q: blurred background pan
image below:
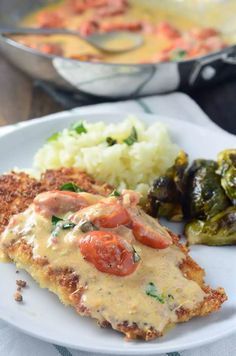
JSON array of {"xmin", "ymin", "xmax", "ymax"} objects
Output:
[{"xmin": 1, "ymin": 0, "xmax": 236, "ymax": 99}]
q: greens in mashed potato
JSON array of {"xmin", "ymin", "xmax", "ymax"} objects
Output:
[{"xmin": 34, "ymin": 116, "xmax": 179, "ymax": 200}]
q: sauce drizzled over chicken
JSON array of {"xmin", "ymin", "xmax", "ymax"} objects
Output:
[
  {"xmin": 0, "ymin": 188, "xmax": 226, "ymax": 340},
  {"xmin": 33, "ymin": 190, "xmax": 172, "ymax": 276}
]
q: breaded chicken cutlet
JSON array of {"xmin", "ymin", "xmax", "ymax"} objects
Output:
[
  {"xmin": 0, "ymin": 168, "xmax": 112, "ymax": 234},
  {"xmin": 0, "ymin": 169, "xmax": 227, "ymax": 340}
]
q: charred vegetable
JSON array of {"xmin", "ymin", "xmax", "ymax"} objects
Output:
[
  {"xmin": 217, "ymin": 149, "xmax": 236, "ymax": 205},
  {"xmin": 185, "ymin": 206, "xmax": 236, "ymax": 246},
  {"xmin": 185, "ymin": 159, "xmax": 229, "ymax": 220},
  {"xmin": 147, "ymin": 151, "xmax": 188, "ymax": 221}
]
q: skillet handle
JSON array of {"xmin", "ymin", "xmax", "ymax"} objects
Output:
[
  {"xmin": 222, "ymin": 50, "xmax": 236, "ymax": 65},
  {"xmin": 188, "ymin": 48, "xmax": 236, "ymax": 87}
]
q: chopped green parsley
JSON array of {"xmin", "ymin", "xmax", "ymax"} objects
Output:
[
  {"xmin": 106, "ymin": 137, "xmax": 117, "ymax": 146},
  {"xmin": 172, "ymin": 49, "xmax": 187, "ymax": 61},
  {"xmin": 123, "ymin": 127, "xmax": 138, "ymax": 146},
  {"xmin": 109, "ymin": 190, "xmax": 121, "ymax": 197},
  {"xmin": 60, "ymin": 182, "xmax": 84, "ymax": 193},
  {"xmin": 51, "ymin": 216, "xmax": 76, "ymax": 237},
  {"xmin": 47, "ymin": 132, "xmax": 60, "ymax": 142},
  {"xmin": 71, "ymin": 121, "xmax": 87, "ymax": 134},
  {"xmin": 145, "ymin": 282, "xmax": 165, "ymax": 304}
]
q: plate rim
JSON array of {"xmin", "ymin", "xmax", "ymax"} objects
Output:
[
  {"xmin": 0, "ymin": 109, "xmax": 235, "ymax": 144},
  {"xmin": 1, "ymin": 309, "xmax": 236, "ymax": 355}
]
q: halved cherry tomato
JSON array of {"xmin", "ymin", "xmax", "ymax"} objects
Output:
[
  {"xmin": 189, "ymin": 28, "xmax": 219, "ymax": 41},
  {"xmin": 33, "ymin": 190, "xmax": 101, "ymax": 218},
  {"xmin": 71, "ymin": 201, "xmax": 130, "ymax": 228},
  {"xmin": 37, "ymin": 11, "xmax": 64, "ymax": 28},
  {"xmin": 96, "ymin": 202, "xmax": 130, "ymax": 228},
  {"xmin": 156, "ymin": 21, "xmax": 180, "ymax": 39},
  {"xmin": 79, "ymin": 20, "xmax": 100, "ymax": 37},
  {"xmin": 100, "ymin": 21, "xmax": 142, "ymax": 33},
  {"xmin": 97, "ymin": 0, "xmax": 128, "ymax": 17},
  {"xmin": 79, "ymin": 231, "xmax": 138, "ymax": 276},
  {"xmin": 128, "ymin": 207, "xmax": 172, "ymax": 249}
]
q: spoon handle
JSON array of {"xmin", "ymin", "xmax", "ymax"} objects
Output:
[
  {"xmin": 0, "ymin": 27, "xmax": 83, "ymax": 37},
  {"xmin": 0, "ymin": 26, "xmax": 144, "ymax": 54}
]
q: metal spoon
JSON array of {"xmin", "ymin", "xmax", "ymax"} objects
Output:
[{"xmin": 0, "ymin": 27, "xmax": 144, "ymax": 54}]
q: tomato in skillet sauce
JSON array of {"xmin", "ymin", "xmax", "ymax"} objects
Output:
[{"xmin": 14, "ymin": 0, "xmax": 229, "ymax": 64}]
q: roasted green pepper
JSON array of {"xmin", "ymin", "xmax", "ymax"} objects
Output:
[{"xmin": 185, "ymin": 206, "xmax": 236, "ymax": 246}]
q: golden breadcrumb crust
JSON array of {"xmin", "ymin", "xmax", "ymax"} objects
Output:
[
  {"xmin": 5, "ymin": 236, "xmax": 227, "ymax": 340},
  {"xmin": 0, "ymin": 169, "xmax": 112, "ymax": 234}
]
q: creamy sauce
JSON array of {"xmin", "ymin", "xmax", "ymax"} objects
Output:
[
  {"xmin": 11, "ymin": 1, "xmax": 233, "ymax": 64},
  {"xmin": 0, "ymin": 204, "xmax": 205, "ymax": 332},
  {"xmin": 12, "ymin": 0, "xmax": 223, "ymax": 64}
]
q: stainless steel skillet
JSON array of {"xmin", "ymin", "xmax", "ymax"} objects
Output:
[{"xmin": 1, "ymin": 0, "xmax": 236, "ymax": 99}]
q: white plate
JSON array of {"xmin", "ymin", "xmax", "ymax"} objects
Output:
[{"xmin": 0, "ymin": 112, "xmax": 235, "ymax": 355}]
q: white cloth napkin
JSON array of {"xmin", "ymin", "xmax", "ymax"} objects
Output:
[{"xmin": 0, "ymin": 92, "xmax": 235, "ymax": 356}]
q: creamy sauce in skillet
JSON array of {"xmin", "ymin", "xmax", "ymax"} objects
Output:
[
  {"xmin": 17, "ymin": 2, "xmax": 195, "ymax": 64},
  {"xmin": 11, "ymin": 0, "xmax": 232, "ymax": 63},
  {"xmin": 0, "ymin": 204, "xmax": 205, "ymax": 332}
]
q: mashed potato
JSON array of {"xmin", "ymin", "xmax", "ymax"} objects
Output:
[{"xmin": 34, "ymin": 116, "xmax": 179, "ymax": 198}]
